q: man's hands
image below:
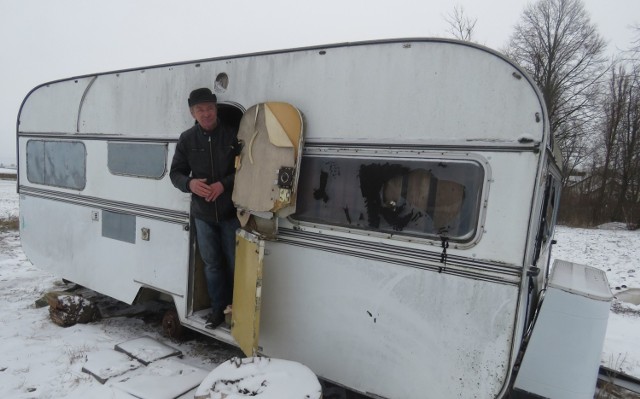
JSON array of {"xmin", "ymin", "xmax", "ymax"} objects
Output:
[{"xmin": 189, "ymin": 178, "xmax": 225, "ymax": 202}]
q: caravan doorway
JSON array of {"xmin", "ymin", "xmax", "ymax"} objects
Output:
[{"xmin": 188, "ymin": 102, "xmax": 245, "ymax": 319}]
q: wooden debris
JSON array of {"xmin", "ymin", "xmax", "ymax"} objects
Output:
[{"xmin": 46, "ymin": 292, "xmax": 99, "ymax": 327}]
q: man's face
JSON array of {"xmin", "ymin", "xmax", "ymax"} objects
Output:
[{"xmin": 190, "ymin": 102, "xmax": 218, "ymax": 131}]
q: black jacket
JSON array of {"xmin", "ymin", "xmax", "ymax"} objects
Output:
[{"xmin": 170, "ymin": 121, "xmax": 240, "ymax": 222}]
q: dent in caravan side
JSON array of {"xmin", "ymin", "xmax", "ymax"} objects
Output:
[{"xmin": 16, "ymin": 39, "xmax": 606, "ymax": 399}]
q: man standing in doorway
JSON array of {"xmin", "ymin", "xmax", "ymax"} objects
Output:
[{"xmin": 170, "ymin": 88, "xmax": 240, "ymax": 329}]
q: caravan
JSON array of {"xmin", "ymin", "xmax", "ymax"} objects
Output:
[{"xmin": 17, "ymin": 39, "xmax": 611, "ymax": 398}]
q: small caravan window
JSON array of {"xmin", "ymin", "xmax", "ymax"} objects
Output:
[
  {"xmin": 293, "ymin": 155, "xmax": 485, "ymax": 242},
  {"xmin": 533, "ymin": 174, "xmax": 562, "ymax": 263},
  {"xmin": 26, "ymin": 140, "xmax": 86, "ymax": 190},
  {"xmin": 108, "ymin": 142, "xmax": 167, "ymax": 179}
]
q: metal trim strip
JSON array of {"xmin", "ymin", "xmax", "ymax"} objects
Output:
[
  {"xmin": 19, "ymin": 186, "xmax": 189, "ymax": 225},
  {"xmin": 303, "ymin": 141, "xmax": 541, "ymax": 153},
  {"xmin": 17, "ymin": 132, "xmax": 178, "ymax": 143},
  {"xmin": 277, "ymin": 228, "xmax": 522, "ymax": 285}
]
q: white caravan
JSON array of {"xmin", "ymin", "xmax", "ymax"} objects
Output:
[{"xmin": 17, "ymin": 39, "xmax": 611, "ymax": 398}]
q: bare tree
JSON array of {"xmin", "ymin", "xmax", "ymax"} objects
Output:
[
  {"xmin": 445, "ymin": 5, "xmax": 477, "ymax": 42},
  {"xmin": 631, "ymin": 24, "xmax": 640, "ymax": 55},
  {"xmin": 592, "ymin": 26, "xmax": 640, "ymax": 225},
  {"xmin": 504, "ymin": 0, "xmax": 608, "ymax": 181},
  {"xmin": 613, "ymin": 63, "xmax": 640, "ymax": 225},
  {"xmin": 593, "ymin": 66, "xmax": 627, "ymax": 223}
]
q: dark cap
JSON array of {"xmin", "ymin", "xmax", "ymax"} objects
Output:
[{"xmin": 188, "ymin": 88, "xmax": 217, "ymax": 107}]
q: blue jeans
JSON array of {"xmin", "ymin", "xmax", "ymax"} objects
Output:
[{"xmin": 194, "ymin": 217, "xmax": 240, "ymax": 314}]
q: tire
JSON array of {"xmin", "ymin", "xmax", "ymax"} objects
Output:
[{"xmin": 162, "ymin": 309, "xmax": 185, "ymax": 340}]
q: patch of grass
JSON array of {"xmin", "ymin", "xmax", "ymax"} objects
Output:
[
  {"xmin": 611, "ymin": 301, "xmax": 640, "ymax": 317},
  {"xmin": 66, "ymin": 345, "xmax": 93, "ymax": 365},
  {"xmin": 595, "ymin": 355, "xmax": 625, "ymax": 398},
  {"xmin": 0, "ymin": 217, "xmax": 19, "ymax": 231}
]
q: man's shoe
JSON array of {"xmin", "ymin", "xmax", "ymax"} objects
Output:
[{"xmin": 205, "ymin": 312, "xmax": 224, "ymax": 329}]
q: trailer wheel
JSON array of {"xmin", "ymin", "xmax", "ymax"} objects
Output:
[{"xmin": 162, "ymin": 309, "xmax": 184, "ymax": 340}]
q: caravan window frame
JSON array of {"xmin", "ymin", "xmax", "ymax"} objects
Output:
[
  {"xmin": 107, "ymin": 141, "xmax": 168, "ymax": 179},
  {"xmin": 291, "ymin": 148, "xmax": 490, "ymax": 247},
  {"xmin": 25, "ymin": 139, "xmax": 87, "ymax": 190},
  {"xmin": 533, "ymin": 172, "xmax": 562, "ymax": 264}
]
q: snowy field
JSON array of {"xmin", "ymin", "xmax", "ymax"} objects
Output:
[
  {"xmin": 0, "ymin": 178, "xmax": 17, "ymax": 220},
  {"xmin": 0, "ymin": 178, "xmax": 639, "ymax": 398},
  {"xmin": 0, "ymin": 167, "xmax": 17, "ymax": 177}
]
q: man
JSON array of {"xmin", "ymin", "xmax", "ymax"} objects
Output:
[{"xmin": 170, "ymin": 87, "xmax": 240, "ymax": 329}]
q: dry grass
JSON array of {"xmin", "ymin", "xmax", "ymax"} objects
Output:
[
  {"xmin": 0, "ymin": 216, "xmax": 19, "ymax": 231},
  {"xmin": 594, "ymin": 354, "xmax": 639, "ymax": 399},
  {"xmin": 66, "ymin": 345, "xmax": 93, "ymax": 365}
]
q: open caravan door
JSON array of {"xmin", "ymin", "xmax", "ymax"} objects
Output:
[{"xmin": 231, "ymin": 102, "xmax": 303, "ymax": 356}]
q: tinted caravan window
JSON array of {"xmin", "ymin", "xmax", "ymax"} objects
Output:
[
  {"xmin": 108, "ymin": 142, "xmax": 167, "ymax": 179},
  {"xmin": 533, "ymin": 174, "xmax": 562, "ymax": 263},
  {"xmin": 293, "ymin": 155, "xmax": 485, "ymax": 242},
  {"xmin": 26, "ymin": 140, "xmax": 86, "ymax": 190}
]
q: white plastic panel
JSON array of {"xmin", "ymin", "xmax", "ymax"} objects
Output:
[
  {"xmin": 259, "ymin": 241, "xmax": 519, "ymax": 399},
  {"xmin": 549, "ymin": 259, "xmax": 613, "ymax": 301},
  {"xmin": 19, "ymin": 195, "xmax": 140, "ymax": 303},
  {"xmin": 20, "ymin": 40, "xmax": 545, "ymax": 144},
  {"xmin": 77, "ymin": 69, "xmax": 194, "ymax": 136},
  {"xmin": 225, "ymin": 42, "xmax": 545, "ymax": 144},
  {"xmin": 19, "ymin": 195, "xmax": 190, "ymax": 304},
  {"xmin": 514, "ymin": 261, "xmax": 612, "ymax": 398},
  {"xmin": 19, "ymin": 77, "xmax": 95, "ymax": 133}
]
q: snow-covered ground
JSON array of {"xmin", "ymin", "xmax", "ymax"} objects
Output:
[
  {"xmin": 0, "ymin": 167, "xmax": 17, "ymax": 175},
  {"xmin": 0, "ymin": 179, "xmax": 18, "ymax": 220},
  {"xmin": 0, "ymin": 178, "xmax": 639, "ymax": 398},
  {"xmin": 0, "ymin": 179, "xmax": 242, "ymax": 398}
]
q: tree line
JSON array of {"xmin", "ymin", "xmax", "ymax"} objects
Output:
[{"xmin": 448, "ymin": 0, "xmax": 640, "ymax": 229}]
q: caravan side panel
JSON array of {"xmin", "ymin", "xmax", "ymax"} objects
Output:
[
  {"xmin": 17, "ymin": 137, "xmax": 192, "ymax": 306},
  {"xmin": 260, "ymin": 242, "xmax": 518, "ymax": 398}
]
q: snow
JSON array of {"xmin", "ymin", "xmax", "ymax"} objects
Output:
[
  {"xmin": 0, "ymin": 178, "xmax": 639, "ymax": 397},
  {"xmin": 110, "ymin": 357, "xmax": 210, "ymax": 399},
  {"xmin": 194, "ymin": 357, "xmax": 321, "ymax": 399},
  {"xmin": 82, "ymin": 350, "xmax": 142, "ymax": 383},
  {"xmin": 0, "ymin": 178, "xmax": 242, "ymax": 398},
  {"xmin": 0, "ymin": 179, "xmax": 18, "ymax": 220},
  {"xmin": 114, "ymin": 336, "xmax": 182, "ymax": 365}
]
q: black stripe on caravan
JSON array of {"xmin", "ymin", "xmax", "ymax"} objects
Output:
[
  {"xmin": 19, "ymin": 186, "xmax": 189, "ymax": 225},
  {"xmin": 277, "ymin": 228, "xmax": 522, "ymax": 285}
]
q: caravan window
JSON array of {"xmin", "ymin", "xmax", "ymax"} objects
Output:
[
  {"xmin": 293, "ymin": 155, "xmax": 485, "ymax": 242},
  {"xmin": 26, "ymin": 140, "xmax": 86, "ymax": 190},
  {"xmin": 107, "ymin": 142, "xmax": 167, "ymax": 179},
  {"xmin": 533, "ymin": 174, "xmax": 562, "ymax": 263}
]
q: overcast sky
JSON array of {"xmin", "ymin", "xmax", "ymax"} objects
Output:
[{"xmin": 1, "ymin": 0, "xmax": 638, "ymax": 164}]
